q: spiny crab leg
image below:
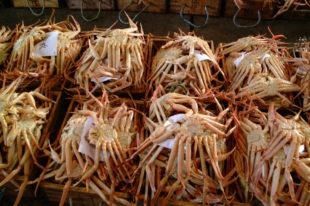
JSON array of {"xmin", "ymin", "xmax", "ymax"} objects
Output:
[{"xmin": 145, "ymin": 146, "xmax": 164, "ymax": 191}]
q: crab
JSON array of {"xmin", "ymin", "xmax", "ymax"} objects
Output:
[
  {"xmin": 74, "ymin": 18, "xmax": 144, "ymax": 94},
  {"xmin": 123, "ymin": 87, "xmax": 236, "ymax": 205},
  {"xmin": 235, "ymin": 74, "xmax": 301, "ymax": 105},
  {"xmin": 253, "ymin": 105, "xmax": 307, "ymax": 202},
  {"xmin": 221, "ymin": 36, "xmax": 267, "ymax": 55},
  {"xmin": 68, "ymin": 96, "xmax": 137, "ymax": 205},
  {"xmin": 240, "ymin": 116, "xmax": 270, "ymax": 178}
]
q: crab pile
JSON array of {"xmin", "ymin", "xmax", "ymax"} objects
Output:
[
  {"xmin": 4, "ymin": 12, "xmax": 82, "ymax": 79},
  {"xmin": 2, "ymin": 12, "xmax": 310, "ymax": 206},
  {"xmin": 74, "ymin": 17, "xmax": 145, "ymax": 94},
  {"xmin": 146, "ymin": 31, "xmax": 223, "ymax": 96},
  {"xmin": 0, "ymin": 77, "xmax": 54, "ymax": 205},
  {"xmin": 30, "ymin": 90, "xmax": 142, "ymax": 205},
  {"xmin": 220, "ymin": 33, "xmax": 310, "ymax": 205},
  {"xmin": 126, "ymin": 86, "xmax": 237, "ymax": 205}
]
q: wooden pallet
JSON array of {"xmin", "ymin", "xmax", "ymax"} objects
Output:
[
  {"xmin": 117, "ymin": 0, "xmax": 167, "ymax": 13},
  {"xmin": 66, "ymin": 0, "xmax": 115, "ymax": 10},
  {"xmin": 11, "ymin": 0, "xmax": 59, "ymax": 8},
  {"xmin": 169, "ymin": 0, "xmax": 222, "ymax": 17}
]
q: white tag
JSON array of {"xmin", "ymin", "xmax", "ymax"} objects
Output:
[
  {"xmin": 155, "ymin": 113, "xmax": 185, "ymax": 149},
  {"xmin": 299, "ymin": 144, "xmax": 305, "ymax": 153},
  {"xmin": 164, "ymin": 113, "xmax": 185, "ymax": 127},
  {"xmin": 78, "ymin": 116, "xmax": 106, "ymax": 161},
  {"xmin": 194, "ymin": 50, "xmax": 212, "ymax": 61},
  {"xmin": 91, "ymin": 73, "xmax": 121, "ymax": 83},
  {"xmin": 260, "ymin": 54, "xmax": 271, "ymax": 63},
  {"xmin": 34, "ymin": 32, "xmax": 58, "ymax": 57},
  {"xmin": 156, "ymin": 139, "xmax": 175, "ymax": 149},
  {"xmin": 234, "ymin": 52, "xmax": 245, "ymax": 67},
  {"xmin": 234, "ymin": 52, "xmax": 252, "ymax": 67}
]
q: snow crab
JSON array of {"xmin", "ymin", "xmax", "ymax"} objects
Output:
[
  {"xmin": 235, "ymin": 74, "xmax": 301, "ymax": 105},
  {"xmin": 7, "ymin": 13, "xmax": 81, "ymax": 76},
  {"xmin": 74, "ymin": 18, "xmax": 145, "ymax": 94},
  {"xmin": 124, "ymin": 88, "xmax": 236, "ymax": 205},
  {"xmin": 147, "ymin": 33, "xmax": 224, "ymax": 96}
]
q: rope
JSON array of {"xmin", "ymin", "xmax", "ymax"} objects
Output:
[{"xmin": 26, "ymin": 0, "xmax": 45, "ymax": 16}]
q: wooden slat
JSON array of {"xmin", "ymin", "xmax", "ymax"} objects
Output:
[
  {"xmin": 40, "ymin": 181, "xmax": 130, "ymax": 206},
  {"xmin": 169, "ymin": 0, "xmax": 222, "ymax": 17},
  {"xmin": 66, "ymin": 0, "xmax": 115, "ymax": 10},
  {"xmin": 117, "ymin": 0, "xmax": 167, "ymax": 13},
  {"xmin": 12, "ymin": 0, "xmax": 59, "ymax": 8}
]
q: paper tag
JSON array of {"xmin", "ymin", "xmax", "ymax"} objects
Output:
[
  {"xmin": 164, "ymin": 113, "xmax": 185, "ymax": 127},
  {"xmin": 234, "ymin": 52, "xmax": 245, "ymax": 67},
  {"xmin": 260, "ymin": 54, "xmax": 271, "ymax": 63},
  {"xmin": 299, "ymin": 144, "xmax": 305, "ymax": 153},
  {"xmin": 78, "ymin": 116, "xmax": 106, "ymax": 161},
  {"xmin": 156, "ymin": 139, "xmax": 175, "ymax": 149},
  {"xmin": 91, "ymin": 73, "xmax": 121, "ymax": 83},
  {"xmin": 34, "ymin": 32, "xmax": 58, "ymax": 57},
  {"xmin": 155, "ymin": 113, "xmax": 185, "ymax": 149},
  {"xmin": 194, "ymin": 50, "xmax": 212, "ymax": 61}
]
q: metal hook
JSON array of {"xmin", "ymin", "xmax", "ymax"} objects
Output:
[
  {"xmin": 233, "ymin": 8, "xmax": 261, "ymax": 28},
  {"xmin": 80, "ymin": 0, "xmax": 101, "ymax": 22},
  {"xmin": 26, "ymin": 0, "xmax": 45, "ymax": 16},
  {"xmin": 180, "ymin": 5, "xmax": 209, "ymax": 28},
  {"xmin": 118, "ymin": 1, "xmax": 151, "ymax": 24}
]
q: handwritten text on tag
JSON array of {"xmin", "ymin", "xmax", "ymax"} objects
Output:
[{"xmin": 34, "ymin": 32, "xmax": 58, "ymax": 57}]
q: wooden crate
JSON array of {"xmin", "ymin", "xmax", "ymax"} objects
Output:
[
  {"xmin": 224, "ymin": 0, "xmax": 277, "ymax": 19},
  {"xmin": 145, "ymin": 36, "xmax": 215, "ymax": 98},
  {"xmin": 40, "ymin": 181, "xmax": 130, "ymax": 206},
  {"xmin": 0, "ymin": 91, "xmax": 67, "ymax": 200},
  {"xmin": 37, "ymin": 95, "xmax": 145, "ymax": 206},
  {"xmin": 169, "ymin": 0, "xmax": 222, "ymax": 17},
  {"xmin": 11, "ymin": 0, "xmax": 59, "ymax": 8},
  {"xmin": 66, "ymin": 0, "xmax": 115, "ymax": 10},
  {"xmin": 117, "ymin": 0, "xmax": 167, "ymax": 13}
]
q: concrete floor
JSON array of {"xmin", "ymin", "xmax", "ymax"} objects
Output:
[{"xmin": 0, "ymin": 2, "xmax": 310, "ymax": 206}]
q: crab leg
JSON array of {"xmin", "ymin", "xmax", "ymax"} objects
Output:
[
  {"xmin": 145, "ymin": 146, "xmax": 164, "ymax": 191},
  {"xmin": 57, "ymin": 178, "xmax": 72, "ymax": 206},
  {"xmin": 14, "ymin": 157, "xmax": 30, "ymax": 206},
  {"xmin": 0, "ymin": 148, "xmax": 30, "ymax": 186},
  {"xmin": 198, "ymin": 137, "xmax": 209, "ymax": 206}
]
